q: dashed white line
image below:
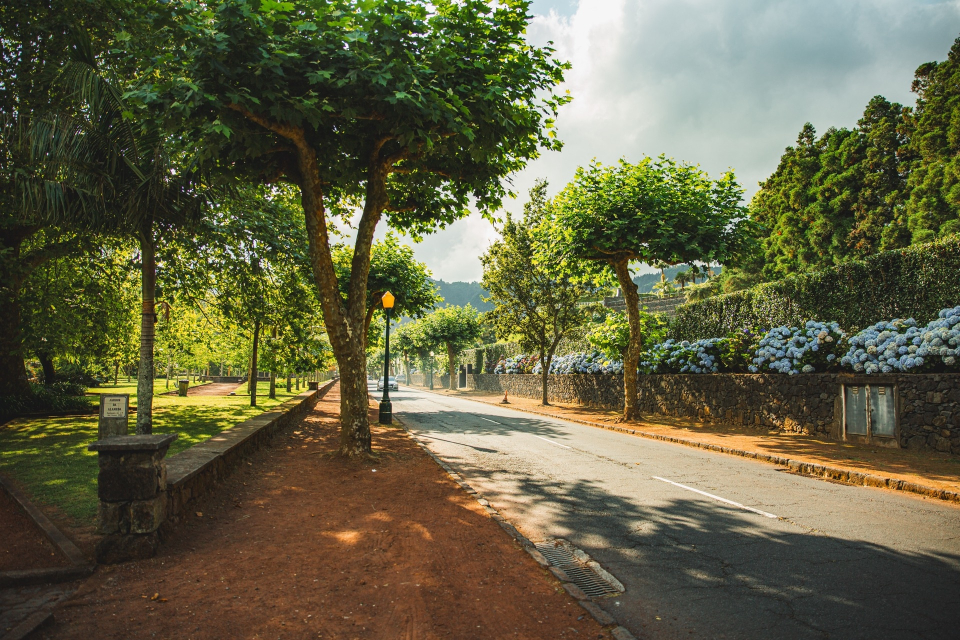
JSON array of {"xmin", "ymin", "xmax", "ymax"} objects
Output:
[
  {"xmin": 652, "ymin": 476, "xmax": 778, "ymax": 519},
  {"xmin": 531, "ymin": 435, "xmax": 572, "ymax": 450},
  {"xmin": 477, "ymin": 416, "xmax": 501, "ymax": 424}
]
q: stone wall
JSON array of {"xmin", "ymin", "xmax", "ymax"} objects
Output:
[{"xmin": 451, "ymin": 373, "xmax": 960, "ymax": 455}]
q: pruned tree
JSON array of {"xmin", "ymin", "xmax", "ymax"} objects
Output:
[
  {"xmin": 481, "ymin": 180, "xmax": 593, "ymax": 405},
  {"xmin": 420, "ymin": 305, "xmax": 482, "ymax": 391},
  {"xmin": 545, "ymin": 157, "xmax": 749, "ymax": 420},
  {"xmin": 133, "ymin": 0, "xmax": 569, "ymax": 455}
]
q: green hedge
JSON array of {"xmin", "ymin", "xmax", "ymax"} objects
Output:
[
  {"xmin": 463, "ymin": 335, "xmax": 594, "ymax": 373},
  {"xmin": 671, "ymin": 238, "xmax": 960, "ymax": 341}
]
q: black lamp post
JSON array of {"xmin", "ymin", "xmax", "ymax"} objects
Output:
[{"xmin": 378, "ymin": 291, "xmax": 395, "ymax": 424}]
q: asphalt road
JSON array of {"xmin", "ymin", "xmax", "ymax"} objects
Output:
[{"xmin": 385, "ymin": 384, "xmax": 960, "ymax": 640}]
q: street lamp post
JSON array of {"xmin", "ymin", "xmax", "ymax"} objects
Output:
[
  {"xmin": 429, "ymin": 351, "xmax": 435, "ymax": 390},
  {"xmin": 379, "ymin": 291, "xmax": 395, "ymax": 424}
]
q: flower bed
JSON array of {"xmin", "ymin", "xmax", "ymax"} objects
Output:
[{"xmin": 493, "ymin": 306, "xmax": 960, "ymax": 377}]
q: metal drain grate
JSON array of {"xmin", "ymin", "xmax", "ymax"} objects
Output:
[{"xmin": 535, "ymin": 539, "xmax": 623, "ymax": 598}]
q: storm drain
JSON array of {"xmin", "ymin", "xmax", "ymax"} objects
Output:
[{"xmin": 535, "ymin": 539, "xmax": 624, "ymax": 599}]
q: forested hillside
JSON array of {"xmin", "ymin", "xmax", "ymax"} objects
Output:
[
  {"xmin": 749, "ymin": 37, "xmax": 960, "ymax": 280},
  {"xmin": 431, "ymin": 280, "xmax": 493, "ymax": 311}
]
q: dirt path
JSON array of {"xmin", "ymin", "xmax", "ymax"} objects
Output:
[
  {"xmin": 0, "ymin": 485, "xmax": 67, "ymax": 572},
  {"xmin": 44, "ymin": 384, "xmax": 607, "ymax": 639}
]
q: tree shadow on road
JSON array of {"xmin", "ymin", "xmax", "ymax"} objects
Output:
[{"xmin": 406, "ymin": 405, "xmax": 960, "ymax": 640}]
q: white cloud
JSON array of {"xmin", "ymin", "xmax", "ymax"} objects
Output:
[{"xmin": 383, "ymin": 0, "xmax": 960, "ymax": 282}]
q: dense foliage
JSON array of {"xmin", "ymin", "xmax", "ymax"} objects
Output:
[
  {"xmin": 746, "ymin": 36, "xmax": 960, "ymax": 282},
  {"xmin": 671, "ymin": 237, "xmax": 960, "ymax": 341}
]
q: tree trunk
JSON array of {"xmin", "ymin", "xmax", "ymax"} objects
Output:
[
  {"xmin": 337, "ymin": 354, "xmax": 371, "ymax": 455},
  {"xmin": 295, "ymin": 374, "xmax": 300, "ymax": 391},
  {"xmin": 447, "ymin": 343, "xmax": 457, "ymax": 391},
  {"xmin": 0, "ymin": 229, "xmax": 31, "ymax": 397},
  {"xmin": 286, "ymin": 371, "xmax": 292, "ymax": 393},
  {"xmin": 114, "ymin": 361, "xmax": 120, "ymax": 385},
  {"xmin": 166, "ymin": 355, "xmax": 172, "ymax": 389},
  {"xmin": 136, "ymin": 223, "xmax": 157, "ymax": 434},
  {"xmin": 269, "ymin": 371, "xmax": 276, "ymax": 399},
  {"xmin": 539, "ymin": 347, "xmax": 549, "ymax": 406},
  {"xmin": 249, "ymin": 319, "xmax": 261, "ymax": 407},
  {"xmin": 612, "ymin": 258, "xmax": 642, "ymax": 421},
  {"xmin": 38, "ymin": 352, "xmax": 56, "ymax": 386}
]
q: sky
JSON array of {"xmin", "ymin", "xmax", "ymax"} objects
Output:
[{"xmin": 373, "ymin": 0, "xmax": 960, "ymax": 282}]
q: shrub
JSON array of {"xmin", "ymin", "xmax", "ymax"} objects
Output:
[
  {"xmin": 672, "ymin": 237, "xmax": 960, "ymax": 340},
  {"xmin": 751, "ymin": 321, "xmax": 846, "ymax": 374},
  {"xmin": 0, "ymin": 383, "xmax": 93, "ymax": 421},
  {"xmin": 641, "ymin": 338, "xmax": 726, "ymax": 374},
  {"xmin": 841, "ymin": 306, "xmax": 960, "ymax": 374}
]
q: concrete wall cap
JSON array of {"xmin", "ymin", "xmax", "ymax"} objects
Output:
[{"xmin": 88, "ymin": 433, "xmax": 178, "ymax": 452}]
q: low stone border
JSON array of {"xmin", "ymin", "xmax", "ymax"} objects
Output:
[
  {"xmin": 418, "ymin": 388, "xmax": 960, "ymax": 506},
  {"xmin": 0, "ymin": 475, "xmax": 94, "ymax": 589},
  {"xmin": 163, "ymin": 379, "xmax": 338, "ymax": 529},
  {"xmin": 386, "ymin": 408, "xmax": 636, "ymax": 640}
]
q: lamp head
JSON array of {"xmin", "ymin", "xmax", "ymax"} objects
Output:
[{"xmin": 381, "ymin": 291, "xmax": 395, "ymax": 309}]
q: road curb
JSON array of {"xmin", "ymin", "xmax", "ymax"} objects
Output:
[
  {"xmin": 388, "ymin": 404, "xmax": 635, "ymax": 639},
  {"xmin": 411, "ymin": 386, "xmax": 960, "ymax": 506}
]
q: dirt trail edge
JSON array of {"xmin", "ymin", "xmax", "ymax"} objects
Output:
[{"xmin": 43, "ymin": 383, "xmax": 610, "ymax": 640}]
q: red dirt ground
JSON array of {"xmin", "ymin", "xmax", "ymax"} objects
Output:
[
  {"xmin": 0, "ymin": 483, "xmax": 67, "ymax": 572},
  {"xmin": 43, "ymin": 384, "xmax": 608, "ymax": 639}
]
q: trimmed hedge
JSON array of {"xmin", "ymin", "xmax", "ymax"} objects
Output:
[
  {"xmin": 463, "ymin": 335, "xmax": 593, "ymax": 373},
  {"xmin": 671, "ymin": 238, "xmax": 960, "ymax": 341}
]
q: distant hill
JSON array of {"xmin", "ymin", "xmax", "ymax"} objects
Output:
[{"xmin": 432, "ymin": 279, "xmax": 493, "ymax": 311}]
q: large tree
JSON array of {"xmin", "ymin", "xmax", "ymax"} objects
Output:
[
  {"xmin": 902, "ymin": 37, "xmax": 960, "ymax": 244},
  {"xmin": 420, "ymin": 305, "xmax": 482, "ymax": 391},
  {"xmin": 481, "ymin": 180, "xmax": 592, "ymax": 405},
  {"xmin": 134, "ymin": 0, "xmax": 569, "ymax": 455},
  {"xmin": 546, "ymin": 157, "xmax": 748, "ymax": 420},
  {"xmin": 0, "ymin": 0, "xmax": 126, "ymax": 396}
]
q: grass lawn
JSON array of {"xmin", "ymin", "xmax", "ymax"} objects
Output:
[{"xmin": 0, "ymin": 379, "xmax": 307, "ymax": 524}]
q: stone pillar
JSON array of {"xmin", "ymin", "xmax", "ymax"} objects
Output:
[{"xmin": 88, "ymin": 434, "xmax": 178, "ymax": 564}]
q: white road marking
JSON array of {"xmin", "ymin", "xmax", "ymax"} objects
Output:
[
  {"xmin": 652, "ymin": 476, "xmax": 778, "ymax": 519},
  {"xmin": 532, "ymin": 435, "xmax": 572, "ymax": 449},
  {"xmin": 477, "ymin": 416, "xmax": 501, "ymax": 424}
]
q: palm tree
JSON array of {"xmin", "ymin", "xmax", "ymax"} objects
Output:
[
  {"xmin": 34, "ymin": 30, "xmax": 207, "ymax": 433},
  {"xmin": 651, "ymin": 279, "xmax": 677, "ymax": 298},
  {"xmin": 674, "ymin": 268, "xmax": 692, "ymax": 290}
]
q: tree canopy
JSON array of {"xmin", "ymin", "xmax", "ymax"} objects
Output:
[
  {"xmin": 129, "ymin": 0, "xmax": 570, "ymax": 455},
  {"xmin": 481, "ymin": 180, "xmax": 593, "ymax": 404},
  {"xmin": 546, "ymin": 156, "xmax": 748, "ymax": 419},
  {"xmin": 419, "ymin": 305, "xmax": 482, "ymax": 390}
]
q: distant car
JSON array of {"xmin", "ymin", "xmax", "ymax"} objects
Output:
[{"xmin": 377, "ymin": 376, "xmax": 398, "ymax": 391}]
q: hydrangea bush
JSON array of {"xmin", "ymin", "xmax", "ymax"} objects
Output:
[
  {"xmin": 548, "ymin": 351, "xmax": 623, "ymax": 374},
  {"xmin": 750, "ymin": 321, "xmax": 846, "ymax": 375},
  {"xmin": 641, "ymin": 338, "xmax": 725, "ymax": 374},
  {"xmin": 841, "ymin": 306, "xmax": 960, "ymax": 374},
  {"xmin": 495, "ymin": 351, "xmax": 623, "ymax": 374},
  {"xmin": 488, "ymin": 306, "xmax": 960, "ymax": 376}
]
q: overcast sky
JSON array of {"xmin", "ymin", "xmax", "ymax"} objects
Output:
[{"xmin": 375, "ymin": 0, "xmax": 960, "ymax": 282}]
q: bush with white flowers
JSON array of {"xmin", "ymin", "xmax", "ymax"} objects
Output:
[
  {"xmin": 750, "ymin": 321, "xmax": 846, "ymax": 375},
  {"xmin": 548, "ymin": 351, "xmax": 623, "ymax": 374},
  {"xmin": 497, "ymin": 351, "xmax": 623, "ymax": 374},
  {"xmin": 841, "ymin": 306, "xmax": 960, "ymax": 374},
  {"xmin": 487, "ymin": 306, "xmax": 960, "ymax": 376}
]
